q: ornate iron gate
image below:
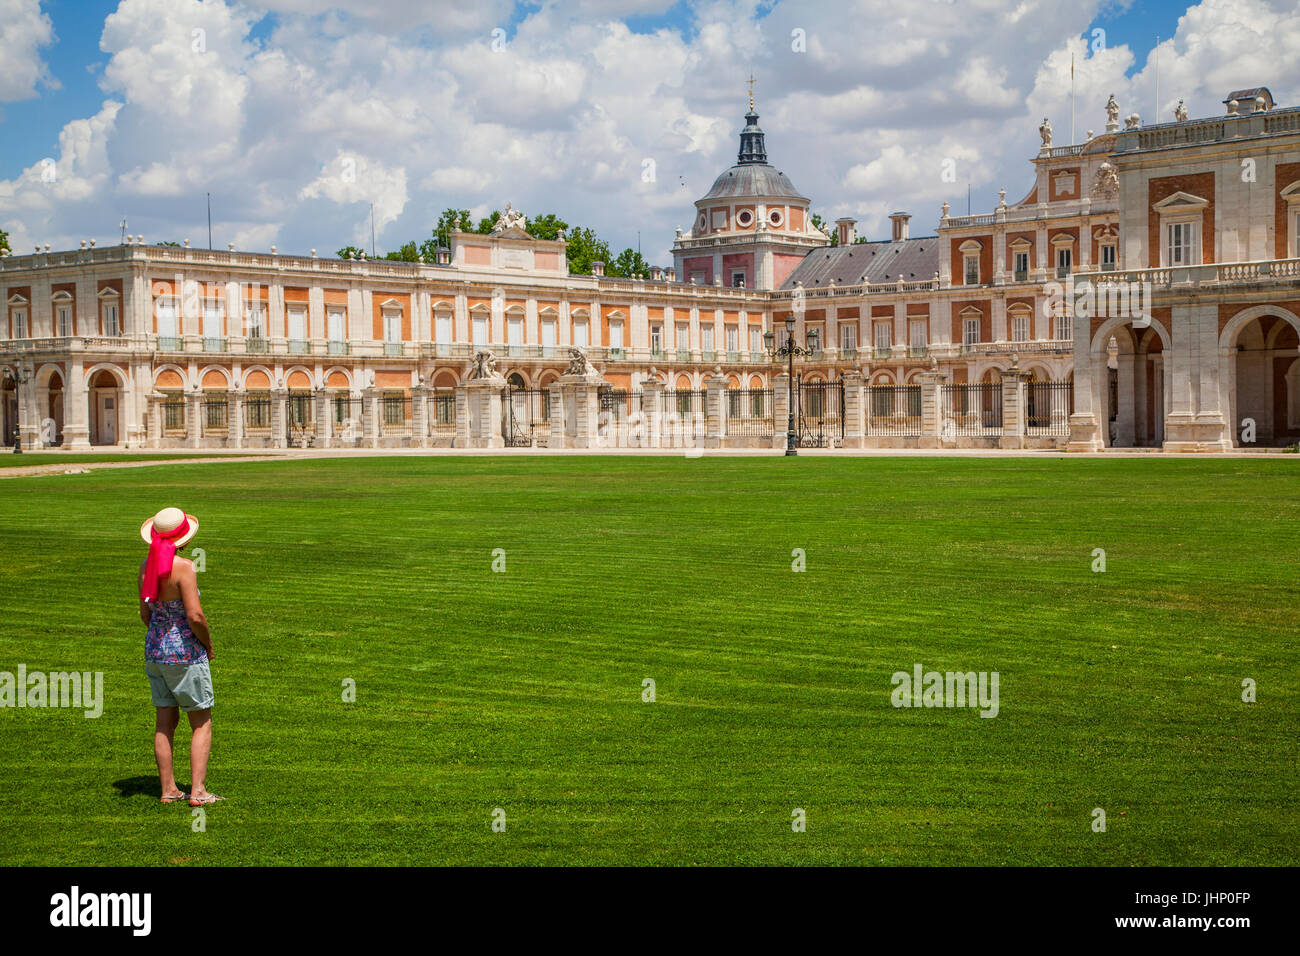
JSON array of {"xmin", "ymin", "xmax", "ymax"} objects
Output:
[
  {"xmin": 795, "ymin": 377, "xmax": 844, "ymax": 447},
  {"xmin": 503, "ymin": 387, "xmax": 549, "ymax": 447}
]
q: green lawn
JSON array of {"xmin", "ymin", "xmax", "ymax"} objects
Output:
[
  {"xmin": 0, "ymin": 455, "xmax": 1296, "ymax": 866},
  {"xmin": 0, "ymin": 452, "xmax": 269, "ymax": 470}
]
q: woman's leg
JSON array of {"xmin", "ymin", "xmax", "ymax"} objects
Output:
[
  {"xmin": 187, "ymin": 708, "xmax": 213, "ymax": 797},
  {"xmin": 154, "ymin": 706, "xmax": 183, "ymax": 797}
]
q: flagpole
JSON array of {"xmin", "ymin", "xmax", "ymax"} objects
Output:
[
  {"xmin": 1155, "ymin": 36, "xmax": 1160, "ymax": 121},
  {"xmin": 1070, "ymin": 52, "xmax": 1075, "ymax": 144}
]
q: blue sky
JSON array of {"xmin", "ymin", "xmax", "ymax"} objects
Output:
[{"xmin": 1, "ymin": 0, "xmax": 1294, "ymax": 259}]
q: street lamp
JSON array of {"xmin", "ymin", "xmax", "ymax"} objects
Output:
[
  {"xmin": 1, "ymin": 364, "xmax": 32, "ymax": 453},
  {"xmin": 764, "ymin": 315, "xmax": 819, "ymax": 456}
]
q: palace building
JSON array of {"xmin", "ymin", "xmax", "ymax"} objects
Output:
[{"xmin": 2, "ymin": 89, "xmax": 1298, "ymax": 452}]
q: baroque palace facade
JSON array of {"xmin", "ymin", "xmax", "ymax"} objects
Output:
[{"xmin": 2, "ymin": 89, "xmax": 1299, "ymax": 452}]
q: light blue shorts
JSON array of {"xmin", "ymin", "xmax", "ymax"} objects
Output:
[{"xmin": 145, "ymin": 660, "xmax": 214, "ymax": 712}]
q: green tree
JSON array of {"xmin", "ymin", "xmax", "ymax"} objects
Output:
[
  {"xmin": 425, "ymin": 207, "xmax": 472, "ymax": 257},
  {"xmin": 336, "ymin": 244, "xmax": 366, "ymax": 259},
  {"xmin": 157, "ymin": 240, "xmax": 181, "ymax": 248},
  {"xmin": 810, "ymin": 213, "xmax": 837, "ymax": 246},
  {"xmin": 526, "ymin": 212, "xmax": 568, "ymax": 241},
  {"xmin": 607, "ymin": 247, "xmax": 650, "ymax": 278},
  {"xmin": 384, "ymin": 240, "xmax": 420, "ymax": 262},
  {"xmin": 0, "ymin": 228, "xmax": 8, "ymax": 255},
  {"xmin": 563, "ymin": 226, "xmax": 612, "ymax": 276},
  {"xmin": 474, "ymin": 211, "xmax": 499, "ymax": 234}
]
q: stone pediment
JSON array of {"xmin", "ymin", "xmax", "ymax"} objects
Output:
[{"xmin": 1153, "ymin": 190, "xmax": 1209, "ymax": 212}]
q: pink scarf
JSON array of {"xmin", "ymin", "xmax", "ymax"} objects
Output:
[{"xmin": 141, "ymin": 518, "xmax": 190, "ymax": 602}]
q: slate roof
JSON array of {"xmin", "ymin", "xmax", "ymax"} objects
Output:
[
  {"xmin": 701, "ymin": 163, "xmax": 806, "ymax": 201},
  {"xmin": 779, "ymin": 236, "xmax": 940, "ymax": 290}
]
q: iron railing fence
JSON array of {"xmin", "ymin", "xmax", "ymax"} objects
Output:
[
  {"xmin": 941, "ymin": 383, "xmax": 1003, "ymax": 436},
  {"xmin": 865, "ymin": 385, "xmax": 922, "ymax": 437},
  {"xmin": 795, "ymin": 378, "xmax": 844, "ymax": 447},
  {"xmin": 380, "ymin": 393, "xmax": 412, "ymax": 437},
  {"xmin": 503, "ymin": 387, "xmax": 550, "ymax": 447},
  {"xmin": 725, "ymin": 388, "xmax": 774, "ymax": 438},
  {"xmin": 1025, "ymin": 380, "xmax": 1073, "ymax": 436},
  {"xmin": 429, "ymin": 389, "xmax": 457, "ymax": 438}
]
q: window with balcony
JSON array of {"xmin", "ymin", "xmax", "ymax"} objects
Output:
[
  {"xmin": 1053, "ymin": 312, "xmax": 1071, "ymax": 341},
  {"xmin": 12, "ymin": 309, "xmax": 27, "ymax": 339},
  {"xmin": 103, "ymin": 303, "xmax": 120, "ymax": 337},
  {"xmin": 1100, "ymin": 242, "xmax": 1117, "ymax": 271},
  {"xmin": 541, "ymin": 318, "xmax": 557, "ymax": 356},
  {"xmin": 676, "ymin": 322, "xmax": 691, "ymax": 360},
  {"xmin": 203, "ymin": 302, "xmax": 226, "ymax": 352},
  {"xmin": 507, "ymin": 316, "xmax": 525, "ymax": 357},
  {"xmin": 246, "ymin": 305, "xmax": 267, "ymax": 352},
  {"xmin": 572, "ymin": 316, "xmax": 589, "ymax": 348},
  {"xmin": 382, "ymin": 309, "xmax": 402, "ymax": 356},
  {"xmin": 963, "ymin": 318, "xmax": 980, "ymax": 347},
  {"xmin": 908, "ymin": 320, "xmax": 927, "ymax": 354},
  {"xmin": 57, "ymin": 305, "xmax": 72, "ymax": 337},
  {"xmin": 840, "ymin": 323, "xmax": 858, "ymax": 354},
  {"xmin": 289, "ymin": 307, "xmax": 309, "ymax": 354},
  {"xmin": 964, "ymin": 254, "xmax": 979, "ymax": 285},
  {"xmin": 701, "ymin": 325, "xmax": 714, "ymax": 358},
  {"xmin": 1055, "ymin": 246, "xmax": 1072, "ymax": 277},
  {"xmin": 328, "ymin": 309, "xmax": 348, "ymax": 355},
  {"xmin": 156, "ymin": 302, "xmax": 180, "ymax": 350},
  {"xmin": 1013, "ymin": 251, "xmax": 1030, "ymax": 281},
  {"xmin": 473, "ymin": 313, "xmax": 490, "ymax": 346},
  {"xmin": 873, "ymin": 321, "xmax": 891, "ymax": 353},
  {"xmin": 725, "ymin": 324, "xmax": 738, "ymax": 359},
  {"xmin": 650, "ymin": 325, "xmax": 662, "ymax": 356}
]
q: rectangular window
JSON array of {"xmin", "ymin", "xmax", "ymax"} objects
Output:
[
  {"xmin": 1056, "ymin": 246, "xmax": 1072, "ymax": 277},
  {"xmin": 508, "ymin": 316, "xmax": 524, "ymax": 353},
  {"xmin": 608, "ymin": 320, "xmax": 624, "ymax": 350},
  {"xmin": 157, "ymin": 303, "xmax": 177, "ymax": 339},
  {"xmin": 1166, "ymin": 222, "xmax": 1197, "ymax": 265},
  {"xmin": 572, "ymin": 317, "xmax": 588, "ymax": 348},
  {"xmin": 964, "ymin": 255, "xmax": 979, "ymax": 285},
  {"xmin": 873, "ymin": 322, "xmax": 891, "ymax": 350},
  {"xmin": 246, "ymin": 305, "xmax": 265, "ymax": 339},
  {"xmin": 749, "ymin": 327, "xmax": 762, "ymax": 353},
  {"xmin": 328, "ymin": 309, "xmax": 346, "ymax": 342},
  {"xmin": 288, "ymin": 308, "xmax": 307, "ymax": 341},
  {"xmin": 909, "ymin": 320, "xmax": 927, "ymax": 349},
  {"xmin": 203, "ymin": 302, "xmax": 223, "ymax": 340},
  {"xmin": 472, "ymin": 315, "xmax": 489, "ymax": 346},
  {"xmin": 104, "ymin": 303, "xmax": 120, "ymax": 336},
  {"xmin": 731, "ymin": 271, "xmax": 746, "ymax": 288},
  {"xmin": 701, "ymin": 325, "xmax": 714, "ymax": 352},
  {"xmin": 541, "ymin": 319, "xmax": 557, "ymax": 349},
  {"xmin": 963, "ymin": 318, "xmax": 980, "ymax": 347},
  {"xmin": 840, "ymin": 324, "xmax": 857, "ymax": 352},
  {"xmin": 1054, "ymin": 313, "xmax": 1071, "ymax": 341},
  {"xmin": 1011, "ymin": 313, "xmax": 1030, "ymax": 342},
  {"xmin": 13, "ymin": 309, "xmax": 27, "ymax": 338},
  {"xmin": 1100, "ymin": 243, "xmax": 1117, "ymax": 270},
  {"xmin": 725, "ymin": 325, "xmax": 738, "ymax": 352},
  {"xmin": 57, "ymin": 306, "xmax": 72, "ymax": 337},
  {"xmin": 1013, "ymin": 251, "xmax": 1029, "ymax": 280},
  {"xmin": 650, "ymin": 326, "xmax": 662, "ymax": 354},
  {"xmin": 676, "ymin": 323, "xmax": 690, "ymax": 348}
]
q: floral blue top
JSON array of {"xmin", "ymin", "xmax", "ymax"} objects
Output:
[{"xmin": 145, "ymin": 594, "xmax": 208, "ymax": 665}]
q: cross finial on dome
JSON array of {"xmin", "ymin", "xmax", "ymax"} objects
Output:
[{"xmin": 748, "ymin": 72, "xmax": 755, "ymax": 111}]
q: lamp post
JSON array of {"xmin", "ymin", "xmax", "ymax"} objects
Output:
[
  {"xmin": 764, "ymin": 316, "xmax": 819, "ymax": 456},
  {"xmin": 2, "ymin": 364, "xmax": 32, "ymax": 453}
]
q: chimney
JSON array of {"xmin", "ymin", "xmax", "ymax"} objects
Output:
[
  {"xmin": 436, "ymin": 246, "xmax": 451, "ymax": 265},
  {"xmin": 889, "ymin": 212, "xmax": 911, "ymax": 242},
  {"xmin": 666, "ymin": 267, "xmax": 676, "ymax": 282},
  {"xmin": 591, "ymin": 260, "xmax": 605, "ymax": 276},
  {"xmin": 835, "ymin": 217, "xmax": 857, "ymax": 245}
]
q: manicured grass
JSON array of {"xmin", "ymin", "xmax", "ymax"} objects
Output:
[
  {"xmin": 0, "ymin": 455, "xmax": 1296, "ymax": 866},
  {"xmin": 0, "ymin": 452, "xmax": 268, "ymax": 469}
]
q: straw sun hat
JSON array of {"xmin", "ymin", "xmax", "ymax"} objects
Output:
[{"xmin": 139, "ymin": 506, "xmax": 199, "ymax": 546}]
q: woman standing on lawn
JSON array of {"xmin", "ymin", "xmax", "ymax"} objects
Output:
[{"xmin": 137, "ymin": 506, "xmax": 223, "ymax": 807}]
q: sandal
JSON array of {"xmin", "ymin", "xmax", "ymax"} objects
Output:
[
  {"xmin": 160, "ymin": 791, "xmax": 189, "ymax": 803},
  {"xmin": 189, "ymin": 792, "xmax": 225, "ymax": 806}
]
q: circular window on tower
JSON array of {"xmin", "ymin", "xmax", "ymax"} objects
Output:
[
  {"xmin": 768, "ymin": 209, "xmax": 783, "ymax": 227},
  {"xmin": 697, "ymin": 212, "xmax": 708, "ymax": 232},
  {"xmin": 736, "ymin": 209, "xmax": 753, "ymax": 227}
]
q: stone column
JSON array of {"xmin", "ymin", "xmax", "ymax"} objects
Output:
[
  {"xmin": 64, "ymin": 361, "xmax": 92, "ymax": 451},
  {"xmin": 188, "ymin": 389, "xmax": 203, "ymax": 449},
  {"xmin": 362, "ymin": 387, "xmax": 380, "ymax": 448},
  {"xmin": 17, "ymin": 373, "xmax": 39, "ymax": 451},
  {"xmin": 464, "ymin": 377, "xmax": 506, "ymax": 448},
  {"xmin": 1067, "ymin": 299, "xmax": 1103, "ymax": 452},
  {"xmin": 147, "ymin": 391, "xmax": 163, "ymax": 448},
  {"xmin": 918, "ymin": 371, "xmax": 944, "ymax": 447},
  {"xmin": 704, "ymin": 375, "xmax": 726, "ymax": 448},
  {"xmin": 641, "ymin": 379, "xmax": 663, "ymax": 448},
  {"xmin": 230, "ymin": 389, "xmax": 245, "ymax": 449},
  {"xmin": 773, "ymin": 371, "xmax": 792, "ymax": 450},
  {"xmin": 1000, "ymin": 368, "xmax": 1028, "ymax": 449},
  {"xmin": 271, "ymin": 387, "xmax": 288, "ymax": 448},
  {"xmin": 454, "ymin": 386, "xmax": 471, "ymax": 447},
  {"xmin": 1113, "ymin": 353, "xmax": 1136, "ymax": 447},
  {"xmin": 547, "ymin": 383, "xmax": 566, "ymax": 449},
  {"xmin": 841, "ymin": 370, "xmax": 864, "ymax": 447},
  {"xmin": 314, "ymin": 389, "xmax": 330, "ymax": 449},
  {"xmin": 411, "ymin": 382, "xmax": 429, "ymax": 448}
]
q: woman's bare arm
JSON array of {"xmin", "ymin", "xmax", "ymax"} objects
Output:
[
  {"xmin": 137, "ymin": 562, "xmax": 151, "ymax": 625},
  {"xmin": 175, "ymin": 561, "xmax": 214, "ymax": 657}
]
